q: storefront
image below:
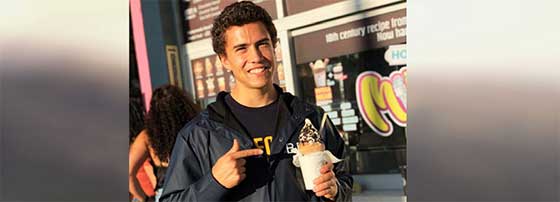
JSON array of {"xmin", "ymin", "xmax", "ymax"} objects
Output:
[
  {"xmin": 291, "ymin": 6, "xmax": 407, "ymax": 177},
  {"xmin": 155, "ymin": 0, "xmax": 407, "ymax": 193}
]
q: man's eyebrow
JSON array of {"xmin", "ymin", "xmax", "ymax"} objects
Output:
[
  {"xmin": 256, "ymin": 38, "xmax": 270, "ymax": 44},
  {"xmin": 232, "ymin": 38, "xmax": 270, "ymax": 49},
  {"xmin": 232, "ymin": 43, "xmax": 248, "ymax": 49}
]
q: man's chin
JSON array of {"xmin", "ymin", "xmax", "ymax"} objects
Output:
[{"xmin": 245, "ymin": 81, "xmax": 274, "ymax": 90}]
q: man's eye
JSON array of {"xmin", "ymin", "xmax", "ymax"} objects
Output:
[{"xmin": 235, "ymin": 47, "xmax": 246, "ymax": 52}]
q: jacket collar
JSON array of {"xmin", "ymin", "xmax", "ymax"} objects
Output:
[
  {"xmin": 207, "ymin": 84, "xmax": 307, "ymax": 123},
  {"xmin": 207, "ymin": 84, "xmax": 315, "ymax": 152}
]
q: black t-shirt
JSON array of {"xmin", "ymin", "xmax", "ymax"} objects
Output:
[{"xmin": 225, "ymin": 94, "xmax": 286, "ymax": 156}]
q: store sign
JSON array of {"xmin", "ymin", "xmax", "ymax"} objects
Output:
[
  {"xmin": 384, "ymin": 44, "xmax": 407, "ymax": 66},
  {"xmin": 314, "ymin": 86, "xmax": 333, "ymax": 105},
  {"xmin": 293, "ymin": 9, "xmax": 406, "ymax": 64},
  {"xmin": 356, "ymin": 67, "xmax": 407, "ymax": 137},
  {"xmin": 182, "ymin": 0, "xmax": 277, "ymax": 42},
  {"xmin": 283, "ymin": 0, "xmax": 345, "ymax": 16}
]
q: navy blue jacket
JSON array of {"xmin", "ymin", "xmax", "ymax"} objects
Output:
[{"xmin": 160, "ymin": 86, "xmax": 352, "ymax": 201}]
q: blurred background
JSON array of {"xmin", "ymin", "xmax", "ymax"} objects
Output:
[{"xmin": 0, "ymin": 0, "xmax": 128, "ymax": 201}]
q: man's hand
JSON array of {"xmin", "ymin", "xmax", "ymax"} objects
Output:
[
  {"xmin": 212, "ymin": 139, "xmax": 263, "ymax": 189},
  {"xmin": 313, "ymin": 161, "xmax": 338, "ymax": 200}
]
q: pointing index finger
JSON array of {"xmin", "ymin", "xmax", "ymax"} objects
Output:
[{"xmin": 231, "ymin": 148, "xmax": 263, "ymax": 159}]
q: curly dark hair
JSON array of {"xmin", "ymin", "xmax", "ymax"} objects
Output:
[
  {"xmin": 146, "ymin": 85, "xmax": 200, "ymax": 163},
  {"xmin": 211, "ymin": 1, "xmax": 277, "ymax": 56}
]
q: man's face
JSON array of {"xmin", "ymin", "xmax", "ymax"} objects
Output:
[{"xmin": 219, "ymin": 22, "xmax": 276, "ymax": 91}]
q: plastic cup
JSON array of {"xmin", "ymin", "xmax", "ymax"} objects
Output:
[{"xmin": 299, "ymin": 151, "xmax": 327, "ymax": 190}]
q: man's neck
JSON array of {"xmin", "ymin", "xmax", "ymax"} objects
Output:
[{"xmin": 230, "ymin": 84, "xmax": 278, "ymax": 108}]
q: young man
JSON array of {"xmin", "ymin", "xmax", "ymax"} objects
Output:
[{"xmin": 160, "ymin": 2, "xmax": 352, "ymax": 201}]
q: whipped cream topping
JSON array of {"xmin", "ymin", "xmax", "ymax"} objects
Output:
[{"xmin": 298, "ymin": 119, "xmax": 321, "ymax": 144}]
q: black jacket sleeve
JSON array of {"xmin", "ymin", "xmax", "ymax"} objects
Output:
[
  {"xmin": 322, "ymin": 115, "xmax": 353, "ymax": 202},
  {"xmin": 159, "ymin": 127, "xmax": 228, "ymax": 201}
]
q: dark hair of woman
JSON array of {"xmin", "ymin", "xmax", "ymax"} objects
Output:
[{"xmin": 145, "ymin": 85, "xmax": 200, "ymax": 163}]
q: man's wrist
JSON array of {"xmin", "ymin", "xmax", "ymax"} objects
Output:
[
  {"xmin": 210, "ymin": 169, "xmax": 230, "ymax": 190},
  {"xmin": 325, "ymin": 179, "xmax": 340, "ymax": 201}
]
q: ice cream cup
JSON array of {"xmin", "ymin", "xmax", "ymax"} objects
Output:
[{"xmin": 299, "ymin": 151, "xmax": 328, "ymax": 190}]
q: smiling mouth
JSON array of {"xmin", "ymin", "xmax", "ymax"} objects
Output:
[{"xmin": 247, "ymin": 66, "xmax": 270, "ymax": 74}]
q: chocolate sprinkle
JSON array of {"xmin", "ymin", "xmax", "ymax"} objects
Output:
[{"xmin": 299, "ymin": 119, "xmax": 321, "ymax": 144}]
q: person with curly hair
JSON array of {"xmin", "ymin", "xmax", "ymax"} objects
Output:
[
  {"xmin": 160, "ymin": 1, "xmax": 352, "ymax": 201},
  {"xmin": 129, "ymin": 85, "xmax": 200, "ymax": 202}
]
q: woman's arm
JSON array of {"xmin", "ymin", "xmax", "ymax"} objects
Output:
[{"xmin": 129, "ymin": 130, "xmax": 150, "ymax": 201}]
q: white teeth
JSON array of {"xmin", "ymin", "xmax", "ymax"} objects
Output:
[{"xmin": 249, "ymin": 68, "xmax": 265, "ymax": 74}]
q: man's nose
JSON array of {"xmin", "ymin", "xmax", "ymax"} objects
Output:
[{"xmin": 248, "ymin": 46, "xmax": 264, "ymax": 63}]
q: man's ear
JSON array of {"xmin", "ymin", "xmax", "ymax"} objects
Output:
[{"xmin": 218, "ymin": 54, "xmax": 230, "ymax": 71}]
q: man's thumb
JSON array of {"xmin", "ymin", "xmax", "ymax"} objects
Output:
[{"xmin": 227, "ymin": 139, "xmax": 239, "ymax": 154}]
